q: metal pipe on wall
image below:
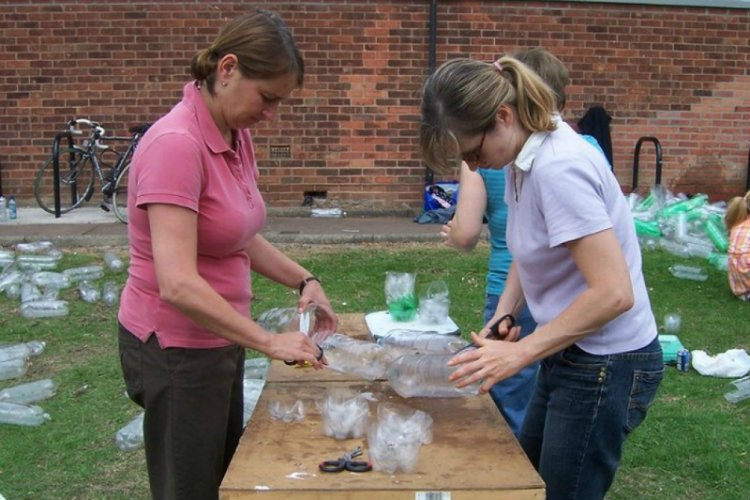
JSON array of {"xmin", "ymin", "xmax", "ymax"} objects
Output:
[{"xmin": 424, "ymin": 0, "xmax": 438, "ymax": 186}]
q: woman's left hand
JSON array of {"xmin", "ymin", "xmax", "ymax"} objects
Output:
[
  {"xmin": 298, "ymin": 280, "xmax": 338, "ymax": 343},
  {"xmin": 447, "ymin": 332, "xmax": 530, "ymax": 394}
]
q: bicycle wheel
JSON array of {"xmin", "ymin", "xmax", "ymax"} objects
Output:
[
  {"xmin": 34, "ymin": 148, "xmax": 95, "ymax": 214},
  {"xmin": 111, "ymin": 162, "xmax": 130, "ymax": 224}
]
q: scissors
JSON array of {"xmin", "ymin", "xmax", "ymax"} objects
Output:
[
  {"xmin": 453, "ymin": 314, "xmax": 516, "ymax": 354},
  {"xmin": 284, "ymin": 308, "xmax": 324, "ymax": 366},
  {"xmin": 318, "ymin": 446, "xmax": 372, "ymax": 473}
]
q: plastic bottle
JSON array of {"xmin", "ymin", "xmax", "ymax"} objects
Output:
[
  {"xmin": 16, "ymin": 254, "xmax": 61, "ymax": 271},
  {"xmin": 386, "ymin": 353, "xmax": 480, "ymax": 398},
  {"xmin": 0, "ymin": 249, "xmax": 13, "ymax": 267},
  {"xmin": 320, "ymin": 334, "xmax": 394, "ymax": 381},
  {"xmin": 0, "ymin": 340, "xmax": 46, "ymax": 362},
  {"xmin": 0, "ymin": 379, "xmax": 57, "ymax": 404},
  {"xmin": 62, "ymin": 265, "xmax": 103, "ymax": 283},
  {"xmin": 708, "ymin": 252, "xmax": 729, "ymax": 271},
  {"xmin": 634, "ymin": 219, "xmax": 662, "ymax": 238},
  {"xmin": 31, "ymin": 271, "xmax": 71, "ymax": 289},
  {"xmin": 724, "ymin": 376, "xmax": 750, "ymax": 404},
  {"xmin": 20, "ymin": 300, "xmax": 69, "ymax": 318},
  {"xmin": 668, "ymin": 264, "xmax": 708, "ymax": 281},
  {"xmin": 0, "ymin": 401, "xmax": 51, "ymax": 426},
  {"xmin": 702, "ymin": 217, "xmax": 729, "ymax": 253},
  {"xmin": 377, "ymin": 330, "xmax": 468, "ymax": 354},
  {"xmin": 78, "ymin": 281, "xmax": 100, "ymax": 303},
  {"xmin": 102, "ymin": 281, "xmax": 119, "ymax": 306},
  {"xmin": 20, "ymin": 282, "xmax": 43, "ymax": 303},
  {"xmin": 7, "ymin": 196, "xmax": 16, "ymax": 220},
  {"xmin": 103, "ymin": 251, "xmax": 124, "ymax": 272},
  {"xmin": 0, "ymin": 195, "xmax": 7, "ymax": 222},
  {"xmin": 658, "ymin": 238, "xmax": 691, "ymax": 259},
  {"xmin": 115, "ymin": 411, "xmax": 145, "ymax": 451},
  {"xmin": 0, "ymin": 357, "xmax": 30, "ymax": 381},
  {"xmin": 659, "ymin": 193, "xmax": 708, "ymax": 218},
  {"xmin": 663, "ymin": 313, "xmax": 681, "ymax": 335}
]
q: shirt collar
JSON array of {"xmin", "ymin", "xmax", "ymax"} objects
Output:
[
  {"xmin": 184, "ymin": 81, "xmax": 232, "ymax": 155},
  {"xmin": 512, "ymin": 114, "xmax": 561, "ymax": 172}
]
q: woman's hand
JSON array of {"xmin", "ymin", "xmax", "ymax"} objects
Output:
[
  {"xmin": 267, "ymin": 331, "xmax": 327, "ymax": 370},
  {"xmin": 298, "ymin": 280, "xmax": 338, "ymax": 343},
  {"xmin": 479, "ymin": 314, "xmax": 521, "ymax": 341},
  {"xmin": 447, "ymin": 332, "xmax": 531, "ymax": 394}
]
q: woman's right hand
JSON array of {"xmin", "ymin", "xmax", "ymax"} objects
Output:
[{"xmin": 267, "ymin": 331, "xmax": 327, "ymax": 369}]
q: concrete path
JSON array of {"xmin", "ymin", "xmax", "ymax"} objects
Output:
[{"xmin": 0, "ymin": 206, "xmax": 471, "ymax": 247}]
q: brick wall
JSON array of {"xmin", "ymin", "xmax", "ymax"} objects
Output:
[{"xmin": 1, "ymin": 1, "xmax": 748, "ymax": 209}]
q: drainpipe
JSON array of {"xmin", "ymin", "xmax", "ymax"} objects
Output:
[{"xmin": 424, "ymin": 0, "xmax": 438, "ymax": 186}]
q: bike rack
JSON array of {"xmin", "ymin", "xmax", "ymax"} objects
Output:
[
  {"xmin": 631, "ymin": 136, "xmax": 663, "ymax": 193},
  {"xmin": 51, "ymin": 131, "xmax": 76, "ymax": 218}
]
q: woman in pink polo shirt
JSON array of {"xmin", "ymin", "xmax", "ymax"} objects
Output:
[{"xmin": 117, "ymin": 10, "xmax": 337, "ymax": 499}]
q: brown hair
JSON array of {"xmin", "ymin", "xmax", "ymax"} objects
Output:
[
  {"xmin": 420, "ymin": 56, "xmax": 557, "ymax": 173},
  {"xmin": 190, "ymin": 10, "xmax": 304, "ymax": 94},
  {"xmin": 725, "ymin": 190, "xmax": 750, "ymax": 233},
  {"xmin": 513, "ymin": 47, "xmax": 570, "ymax": 111}
]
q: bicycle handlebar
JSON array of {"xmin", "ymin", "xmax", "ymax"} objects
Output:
[{"xmin": 67, "ymin": 118, "xmax": 107, "ymax": 149}]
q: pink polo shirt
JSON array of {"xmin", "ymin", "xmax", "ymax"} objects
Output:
[{"xmin": 118, "ymin": 82, "xmax": 266, "ymax": 348}]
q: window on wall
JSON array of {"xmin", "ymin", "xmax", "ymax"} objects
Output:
[{"xmin": 561, "ymin": 0, "xmax": 749, "ymax": 8}]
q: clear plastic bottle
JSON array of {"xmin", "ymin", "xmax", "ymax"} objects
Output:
[
  {"xmin": 320, "ymin": 334, "xmax": 393, "ymax": 381},
  {"xmin": 102, "ymin": 281, "xmax": 119, "ymax": 306},
  {"xmin": 376, "ymin": 330, "xmax": 468, "ymax": 354},
  {"xmin": 20, "ymin": 282, "xmax": 43, "ymax": 303},
  {"xmin": 78, "ymin": 280, "xmax": 100, "ymax": 303},
  {"xmin": 386, "ymin": 353, "xmax": 480, "ymax": 398},
  {"xmin": 31, "ymin": 271, "xmax": 71, "ymax": 289},
  {"xmin": 63, "ymin": 265, "xmax": 104, "ymax": 283},
  {"xmin": 0, "ymin": 341, "xmax": 46, "ymax": 362},
  {"xmin": 115, "ymin": 411, "xmax": 145, "ymax": 451},
  {"xmin": 103, "ymin": 251, "xmax": 124, "ymax": 272},
  {"xmin": 7, "ymin": 196, "xmax": 16, "ymax": 220},
  {"xmin": 0, "ymin": 357, "xmax": 29, "ymax": 381},
  {"xmin": 0, "ymin": 378, "xmax": 57, "ymax": 404},
  {"xmin": 20, "ymin": 300, "xmax": 69, "ymax": 318},
  {"xmin": 668, "ymin": 264, "xmax": 708, "ymax": 281},
  {"xmin": 0, "ymin": 401, "xmax": 51, "ymax": 426},
  {"xmin": 724, "ymin": 376, "xmax": 750, "ymax": 404}
]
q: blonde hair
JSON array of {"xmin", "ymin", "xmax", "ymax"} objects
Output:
[
  {"xmin": 190, "ymin": 10, "xmax": 304, "ymax": 94},
  {"xmin": 725, "ymin": 190, "xmax": 750, "ymax": 232},
  {"xmin": 420, "ymin": 56, "xmax": 557, "ymax": 173},
  {"xmin": 513, "ymin": 47, "xmax": 570, "ymax": 111}
]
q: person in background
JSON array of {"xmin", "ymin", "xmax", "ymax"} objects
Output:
[
  {"xmin": 725, "ymin": 190, "xmax": 750, "ymax": 301},
  {"xmin": 117, "ymin": 11, "xmax": 338, "ymax": 499},
  {"xmin": 420, "ymin": 55, "xmax": 663, "ymax": 499}
]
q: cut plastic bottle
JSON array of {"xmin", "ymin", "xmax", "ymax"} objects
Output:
[
  {"xmin": 0, "ymin": 341, "xmax": 46, "ymax": 362},
  {"xmin": 78, "ymin": 281, "xmax": 100, "ymax": 303},
  {"xmin": 0, "ymin": 358, "xmax": 30, "ymax": 381}
]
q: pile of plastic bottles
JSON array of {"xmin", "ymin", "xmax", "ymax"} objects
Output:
[
  {"xmin": 0, "ymin": 241, "xmax": 124, "ymax": 318},
  {"xmin": 0, "ymin": 341, "xmax": 56, "ymax": 427},
  {"xmin": 631, "ymin": 186, "xmax": 729, "ymax": 278}
]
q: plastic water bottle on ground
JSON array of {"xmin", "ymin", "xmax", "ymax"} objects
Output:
[
  {"xmin": 668, "ymin": 264, "xmax": 708, "ymax": 281},
  {"xmin": 724, "ymin": 376, "xmax": 750, "ymax": 404},
  {"xmin": 103, "ymin": 251, "xmax": 124, "ymax": 272},
  {"xmin": 31, "ymin": 271, "xmax": 71, "ymax": 289},
  {"xmin": 0, "ymin": 379, "xmax": 57, "ymax": 404},
  {"xmin": 102, "ymin": 281, "xmax": 119, "ymax": 306},
  {"xmin": 0, "ymin": 358, "xmax": 30, "ymax": 381},
  {"xmin": 115, "ymin": 411, "xmax": 145, "ymax": 451},
  {"xmin": 0, "ymin": 401, "xmax": 50, "ymax": 426},
  {"xmin": 0, "ymin": 196, "xmax": 6, "ymax": 222},
  {"xmin": 78, "ymin": 281, "xmax": 100, "ymax": 303},
  {"xmin": 20, "ymin": 300, "xmax": 69, "ymax": 319},
  {"xmin": 0, "ymin": 341, "xmax": 46, "ymax": 362},
  {"xmin": 63, "ymin": 265, "xmax": 104, "ymax": 283}
]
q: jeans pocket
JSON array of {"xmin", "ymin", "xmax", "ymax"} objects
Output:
[{"xmin": 626, "ymin": 366, "xmax": 664, "ymax": 433}]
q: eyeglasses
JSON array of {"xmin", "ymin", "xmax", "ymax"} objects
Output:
[{"xmin": 461, "ymin": 125, "xmax": 490, "ymax": 166}]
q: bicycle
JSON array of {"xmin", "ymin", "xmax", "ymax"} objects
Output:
[{"xmin": 34, "ymin": 118, "xmax": 151, "ymax": 223}]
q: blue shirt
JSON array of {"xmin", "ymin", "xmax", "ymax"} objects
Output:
[{"xmin": 477, "ymin": 168, "xmax": 513, "ymax": 296}]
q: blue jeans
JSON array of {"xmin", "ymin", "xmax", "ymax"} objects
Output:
[
  {"xmin": 519, "ymin": 337, "xmax": 664, "ymax": 500},
  {"xmin": 483, "ymin": 294, "xmax": 539, "ymax": 438}
]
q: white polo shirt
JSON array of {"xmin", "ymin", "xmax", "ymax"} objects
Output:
[{"xmin": 505, "ymin": 120, "xmax": 657, "ymax": 355}]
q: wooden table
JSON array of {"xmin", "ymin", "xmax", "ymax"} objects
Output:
[{"xmin": 221, "ymin": 314, "xmax": 545, "ymax": 499}]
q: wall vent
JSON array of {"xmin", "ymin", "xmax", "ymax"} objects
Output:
[{"xmin": 269, "ymin": 145, "xmax": 291, "ymax": 159}]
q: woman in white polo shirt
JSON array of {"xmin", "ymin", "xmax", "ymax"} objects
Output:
[{"xmin": 419, "ymin": 55, "xmax": 663, "ymax": 500}]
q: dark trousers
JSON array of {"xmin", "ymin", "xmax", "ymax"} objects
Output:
[{"xmin": 118, "ymin": 323, "xmax": 245, "ymax": 500}]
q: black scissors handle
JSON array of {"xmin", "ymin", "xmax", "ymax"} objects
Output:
[
  {"xmin": 487, "ymin": 314, "xmax": 515, "ymax": 340},
  {"xmin": 319, "ymin": 447, "xmax": 372, "ymax": 473}
]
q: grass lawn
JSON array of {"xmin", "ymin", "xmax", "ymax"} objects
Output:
[{"xmin": 0, "ymin": 242, "xmax": 748, "ymax": 499}]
